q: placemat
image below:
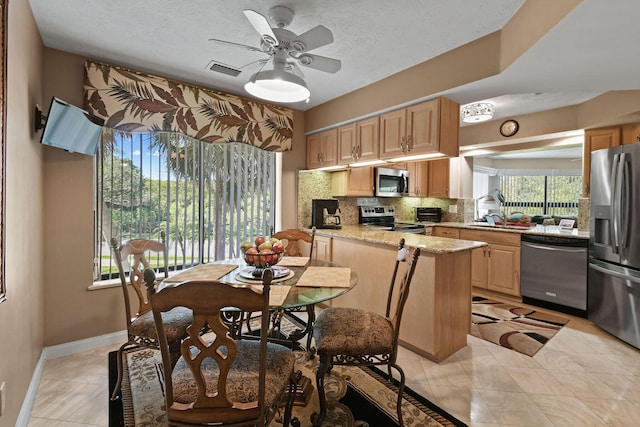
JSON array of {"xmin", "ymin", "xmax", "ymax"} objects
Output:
[
  {"xmin": 296, "ymin": 266, "xmax": 351, "ymax": 288},
  {"xmin": 246, "ymin": 284, "xmax": 292, "ymax": 306},
  {"xmin": 164, "ymin": 264, "xmax": 238, "ymax": 282},
  {"xmin": 277, "ymin": 256, "xmax": 310, "ymax": 267}
]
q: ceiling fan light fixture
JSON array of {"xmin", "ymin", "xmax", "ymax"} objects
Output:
[
  {"xmin": 461, "ymin": 102, "xmax": 495, "ymax": 123},
  {"xmin": 244, "ymin": 69, "xmax": 310, "ymax": 103}
]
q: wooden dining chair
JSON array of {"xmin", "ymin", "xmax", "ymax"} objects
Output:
[
  {"xmin": 151, "ymin": 269, "xmax": 300, "ymax": 426},
  {"xmin": 263, "ymin": 227, "xmax": 317, "ymax": 352},
  {"xmin": 270, "ymin": 226, "xmax": 316, "ymax": 258},
  {"xmin": 109, "ymin": 232, "xmax": 192, "ymax": 401},
  {"xmin": 311, "ymin": 238, "xmax": 420, "ymax": 427}
]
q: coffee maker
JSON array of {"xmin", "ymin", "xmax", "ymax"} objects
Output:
[{"xmin": 311, "ymin": 199, "xmax": 342, "ymax": 229}]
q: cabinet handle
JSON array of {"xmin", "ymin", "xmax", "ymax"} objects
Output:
[
  {"xmin": 319, "ymin": 152, "xmax": 323, "ymax": 163},
  {"xmin": 351, "ymin": 146, "xmax": 355, "ymax": 160},
  {"xmin": 400, "ymin": 136, "xmax": 405, "ymax": 153},
  {"xmin": 407, "ymin": 135, "xmax": 411, "ymax": 152},
  {"xmin": 356, "ymin": 144, "xmax": 360, "ymax": 160}
]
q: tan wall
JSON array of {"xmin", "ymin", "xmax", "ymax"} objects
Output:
[{"xmin": 0, "ymin": 2, "xmax": 45, "ymax": 426}]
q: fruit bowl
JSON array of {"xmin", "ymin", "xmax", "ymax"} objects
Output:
[{"xmin": 240, "ymin": 236, "xmax": 285, "ymax": 277}]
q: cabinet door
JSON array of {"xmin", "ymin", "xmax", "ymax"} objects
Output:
[
  {"xmin": 427, "ymin": 158, "xmax": 450, "ymax": 198},
  {"xmin": 346, "ymin": 167, "xmax": 373, "ymax": 196},
  {"xmin": 407, "ymin": 161, "xmax": 429, "ymax": 196},
  {"xmin": 470, "ymin": 247, "xmax": 488, "ymax": 289},
  {"xmin": 582, "ymin": 127, "xmax": 621, "ymax": 196},
  {"xmin": 487, "ymin": 243, "xmax": 520, "ymax": 296},
  {"xmin": 313, "ymin": 236, "xmax": 333, "ymax": 262},
  {"xmin": 306, "ymin": 133, "xmax": 322, "ymax": 169},
  {"xmin": 337, "ymin": 123, "xmax": 357, "ymax": 165},
  {"xmin": 379, "ymin": 109, "xmax": 406, "ymax": 159},
  {"xmin": 407, "ymin": 100, "xmax": 439, "ymax": 153},
  {"xmin": 356, "ymin": 116, "xmax": 379, "ymax": 162}
]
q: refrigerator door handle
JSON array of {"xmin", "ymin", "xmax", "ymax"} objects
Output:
[
  {"xmin": 621, "ymin": 155, "xmax": 631, "ymax": 258},
  {"xmin": 610, "ymin": 153, "xmax": 622, "ymax": 254},
  {"xmin": 590, "ymin": 262, "xmax": 640, "ymax": 284}
]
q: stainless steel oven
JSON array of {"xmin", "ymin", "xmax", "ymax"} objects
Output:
[{"xmin": 375, "ymin": 167, "xmax": 409, "ymax": 197}]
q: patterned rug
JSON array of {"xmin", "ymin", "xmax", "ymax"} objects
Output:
[
  {"xmin": 470, "ymin": 296, "xmax": 570, "ymax": 357},
  {"xmin": 110, "ymin": 348, "xmax": 466, "ymax": 427}
]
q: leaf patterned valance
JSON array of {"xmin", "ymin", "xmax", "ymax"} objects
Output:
[{"xmin": 83, "ymin": 60, "xmax": 293, "ymax": 152}]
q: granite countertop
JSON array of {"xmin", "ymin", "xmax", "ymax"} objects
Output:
[
  {"xmin": 313, "ymin": 225, "xmax": 487, "ymax": 255},
  {"xmin": 433, "ymin": 222, "xmax": 590, "ymax": 240}
]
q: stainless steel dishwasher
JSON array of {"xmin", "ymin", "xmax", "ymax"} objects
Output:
[{"xmin": 520, "ymin": 234, "xmax": 588, "ymax": 317}]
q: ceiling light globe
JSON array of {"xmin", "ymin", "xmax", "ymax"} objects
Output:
[
  {"xmin": 245, "ymin": 69, "xmax": 310, "ymax": 103},
  {"xmin": 461, "ymin": 102, "xmax": 495, "ymax": 123}
]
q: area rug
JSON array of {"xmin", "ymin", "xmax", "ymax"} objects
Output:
[
  {"xmin": 109, "ymin": 348, "xmax": 466, "ymax": 427},
  {"xmin": 470, "ymin": 296, "xmax": 570, "ymax": 357}
]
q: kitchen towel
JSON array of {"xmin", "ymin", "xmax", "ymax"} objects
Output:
[{"xmin": 296, "ymin": 266, "xmax": 351, "ymax": 288}]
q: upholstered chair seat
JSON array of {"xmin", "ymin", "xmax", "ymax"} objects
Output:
[
  {"xmin": 172, "ymin": 340, "xmax": 295, "ymax": 406},
  {"xmin": 314, "ymin": 307, "xmax": 394, "ymax": 356},
  {"xmin": 128, "ymin": 307, "xmax": 192, "ymax": 341}
]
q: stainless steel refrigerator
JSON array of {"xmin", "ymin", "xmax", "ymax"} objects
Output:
[{"xmin": 588, "ymin": 141, "xmax": 640, "ymax": 349}]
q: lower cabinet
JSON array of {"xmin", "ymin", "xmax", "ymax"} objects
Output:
[{"xmin": 459, "ymin": 229, "xmax": 521, "ymax": 297}]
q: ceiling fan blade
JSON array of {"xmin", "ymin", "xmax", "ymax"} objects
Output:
[
  {"xmin": 208, "ymin": 38, "xmax": 266, "ymax": 53},
  {"xmin": 241, "ymin": 58, "xmax": 270, "ymax": 70},
  {"xmin": 243, "ymin": 9, "xmax": 279, "ymax": 47},
  {"xmin": 297, "ymin": 53, "xmax": 342, "ymax": 74},
  {"xmin": 291, "ymin": 25, "xmax": 334, "ymax": 52}
]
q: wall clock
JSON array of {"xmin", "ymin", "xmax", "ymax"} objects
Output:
[{"xmin": 500, "ymin": 120, "xmax": 519, "ymax": 137}]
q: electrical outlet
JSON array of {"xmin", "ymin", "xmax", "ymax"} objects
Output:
[
  {"xmin": 448, "ymin": 205, "xmax": 458, "ymax": 214},
  {"xmin": 0, "ymin": 381, "xmax": 5, "ymax": 416}
]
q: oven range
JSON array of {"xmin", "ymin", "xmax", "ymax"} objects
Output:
[{"xmin": 359, "ymin": 206, "xmax": 426, "ymax": 234}]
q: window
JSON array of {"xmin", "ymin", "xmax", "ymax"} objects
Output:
[
  {"xmin": 499, "ymin": 174, "xmax": 582, "ymax": 216},
  {"xmin": 95, "ymin": 130, "xmax": 276, "ymax": 281}
]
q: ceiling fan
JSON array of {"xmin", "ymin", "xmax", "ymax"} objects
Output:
[{"xmin": 208, "ymin": 5, "xmax": 342, "ymax": 102}]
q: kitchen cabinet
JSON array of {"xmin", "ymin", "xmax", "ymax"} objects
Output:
[
  {"xmin": 459, "ymin": 229, "xmax": 521, "ymax": 297},
  {"xmin": 331, "ymin": 167, "xmax": 373, "ymax": 196},
  {"xmin": 307, "ymin": 128, "xmax": 338, "ymax": 169},
  {"xmin": 432, "ymin": 226, "xmax": 459, "ymax": 239},
  {"xmin": 407, "ymin": 161, "xmax": 429, "ymax": 196},
  {"xmin": 582, "ymin": 127, "xmax": 621, "ymax": 196},
  {"xmin": 337, "ymin": 117, "xmax": 379, "ymax": 165},
  {"xmin": 379, "ymin": 97, "xmax": 459, "ymax": 160},
  {"xmin": 427, "ymin": 157, "xmax": 467, "ymax": 198}
]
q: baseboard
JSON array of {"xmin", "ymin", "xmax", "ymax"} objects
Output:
[
  {"xmin": 44, "ymin": 330, "xmax": 127, "ymax": 360},
  {"xmin": 17, "ymin": 331, "xmax": 127, "ymax": 427}
]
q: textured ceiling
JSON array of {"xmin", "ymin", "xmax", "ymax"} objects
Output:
[{"xmin": 29, "ymin": 0, "xmax": 640, "ymax": 127}]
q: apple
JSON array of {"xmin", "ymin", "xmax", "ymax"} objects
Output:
[
  {"xmin": 245, "ymin": 247, "xmax": 259, "ymax": 265},
  {"xmin": 259, "ymin": 248, "xmax": 275, "ymax": 266},
  {"xmin": 272, "ymin": 241, "xmax": 284, "ymax": 254},
  {"xmin": 269, "ymin": 237, "xmax": 280, "ymax": 246},
  {"xmin": 254, "ymin": 236, "xmax": 266, "ymax": 247}
]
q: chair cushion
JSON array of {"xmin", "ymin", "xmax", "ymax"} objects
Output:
[
  {"xmin": 171, "ymin": 340, "xmax": 295, "ymax": 406},
  {"xmin": 130, "ymin": 307, "xmax": 192, "ymax": 341},
  {"xmin": 314, "ymin": 307, "xmax": 394, "ymax": 356}
]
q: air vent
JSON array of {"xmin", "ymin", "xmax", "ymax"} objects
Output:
[{"xmin": 206, "ymin": 61, "xmax": 242, "ymax": 77}]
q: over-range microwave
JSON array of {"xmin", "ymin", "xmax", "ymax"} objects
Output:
[{"xmin": 375, "ymin": 167, "xmax": 409, "ymax": 197}]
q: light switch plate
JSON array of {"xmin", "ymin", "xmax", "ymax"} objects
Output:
[{"xmin": 448, "ymin": 205, "xmax": 457, "ymax": 213}]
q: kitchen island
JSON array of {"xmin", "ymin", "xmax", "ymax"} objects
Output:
[{"xmin": 313, "ymin": 225, "xmax": 486, "ymax": 362}]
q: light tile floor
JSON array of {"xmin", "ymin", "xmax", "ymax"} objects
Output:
[{"xmin": 28, "ymin": 298, "xmax": 640, "ymax": 427}]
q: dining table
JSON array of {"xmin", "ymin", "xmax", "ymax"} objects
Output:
[{"xmin": 158, "ymin": 256, "xmax": 358, "ymax": 406}]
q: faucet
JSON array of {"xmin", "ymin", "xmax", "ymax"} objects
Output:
[{"xmin": 486, "ymin": 212, "xmax": 507, "ymax": 227}]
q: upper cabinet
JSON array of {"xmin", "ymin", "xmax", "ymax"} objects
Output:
[
  {"xmin": 379, "ymin": 97, "xmax": 460, "ymax": 160},
  {"xmin": 582, "ymin": 127, "xmax": 621, "ymax": 196},
  {"xmin": 337, "ymin": 117, "xmax": 379, "ymax": 165},
  {"xmin": 307, "ymin": 128, "xmax": 338, "ymax": 169}
]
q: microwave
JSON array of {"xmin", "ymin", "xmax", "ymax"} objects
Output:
[{"xmin": 375, "ymin": 167, "xmax": 409, "ymax": 197}]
